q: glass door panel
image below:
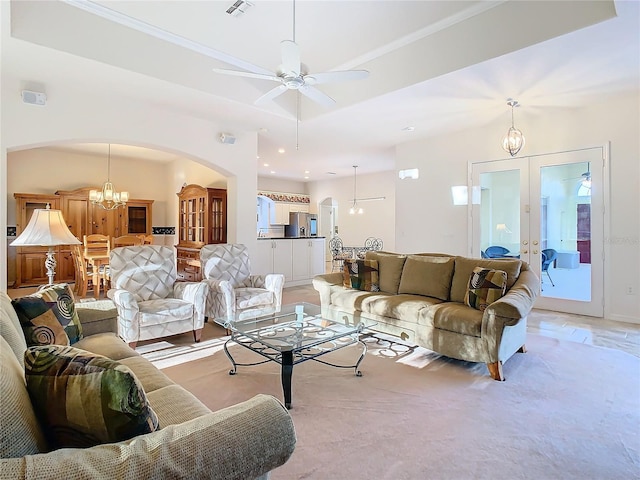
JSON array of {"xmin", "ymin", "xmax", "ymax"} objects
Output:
[
  {"xmin": 472, "ymin": 146, "xmax": 605, "ymax": 317},
  {"xmin": 530, "ymin": 148, "xmax": 604, "ymax": 316}
]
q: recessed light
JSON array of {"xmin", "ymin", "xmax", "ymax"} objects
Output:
[
  {"xmin": 256, "ymin": 155, "xmax": 260, "ymax": 159},
  {"xmin": 263, "ymin": 163, "xmax": 269, "ymax": 167},
  {"xmin": 270, "ymin": 170, "xmax": 276, "ymax": 174},
  {"xmin": 304, "ymin": 176, "xmax": 309, "ymax": 179},
  {"xmin": 259, "ymin": 127, "xmax": 268, "ymax": 134},
  {"xmin": 278, "ymin": 148, "xmax": 285, "ymax": 154},
  {"xmin": 402, "ymin": 126, "xmax": 415, "ymax": 132},
  {"xmin": 304, "ymin": 170, "xmax": 310, "ymax": 174}
]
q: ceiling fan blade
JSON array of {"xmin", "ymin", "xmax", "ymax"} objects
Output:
[
  {"xmin": 299, "ymin": 85, "xmax": 335, "ymax": 107},
  {"xmin": 255, "ymin": 85, "xmax": 288, "ymax": 105},
  {"xmin": 280, "ymin": 40, "xmax": 301, "ymax": 77},
  {"xmin": 304, "ymin": 69, "xmax": 369, "ymax": 85},
  {"xmin": 212, "ymin": 68, "xmax": 281, "ymax": 83}
]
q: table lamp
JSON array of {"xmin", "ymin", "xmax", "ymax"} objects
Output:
[{"xmin": 10, "ymin": 205, "xmax": 81, "ymax": 286}]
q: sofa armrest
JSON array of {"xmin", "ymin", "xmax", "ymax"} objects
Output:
[
  {"xmin": 485, "ymin": 269, "xmax": 541, "ymax": 323},
  {"xmin": 202, "ymin": 278, "xmax": 235, "ymax": 319},
  {"xmin": 4, "ymin": 394, "xmax": 296, "ymax": 480},
  {"xmin": 313, "ymin": 273, "xmax": 343, "ymax": 309}
]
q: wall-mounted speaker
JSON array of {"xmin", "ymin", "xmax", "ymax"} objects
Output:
[
  {"xmin": 21, "ymin": 90, "xmax": 47, "ymax": 106},
  {"xmin": 219, "ymin": 133, "xmax": 236, "ymax": 144}
]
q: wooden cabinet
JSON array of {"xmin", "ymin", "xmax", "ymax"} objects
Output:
[
  {"xmin": 175, "ymin": 184, "xmax": 227, "ymax": 281},
  {"xmin": 13, "ymin": 189, "xmax": 153, "ymax": 287}
]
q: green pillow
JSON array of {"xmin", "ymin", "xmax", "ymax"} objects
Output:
[
  {"xmin": 464, "ymin": 267, "xmax": 508, "ymax": 311},
  {"xmin": 24, "ymin": 345, "xmax": 159, "ymax": 449},
  {"xmin": 343, "ymin": 259, "xmax": 380, "ymax": 292},
  {"xmin": 12, "ymin": 284, "xmax": 83, "ymax": 345}
]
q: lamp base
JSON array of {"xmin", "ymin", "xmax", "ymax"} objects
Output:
[{"xmin": 44, "ymin": 247, "xmax": 57, "ymax": 287}]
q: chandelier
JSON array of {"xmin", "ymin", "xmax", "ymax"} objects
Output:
[
  {"xmin": 349, "ymin": 165, "xmax": 363, "ymax": 215},
  {"xmin": 501, "ymin": 99, "xmax": 525, "ymax": 157},
  {"xmin": 89, "ymin": 144, "xmax": 129, "ymax": 210}
]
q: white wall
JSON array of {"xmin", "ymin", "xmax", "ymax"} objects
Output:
[
  {"xmin": 1, "ymin": 71, "xmax": 258, "ymax": 291},
  {"xmin": 308, "ymin": 171, "xmax": 396, "ymax": 251},
  {"xmin": 396, "ymin": 91, "xmax": 640, "ymax": 323},
  {"xmin": 258, "ymin": 177, "xmax": 307, "ymax": 196}
]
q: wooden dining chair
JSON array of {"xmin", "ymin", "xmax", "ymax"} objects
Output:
[
  {"xmin": 112, "ymin": 235, "xmax": 143, "ymax": 248},
  {"xmin": 83, "ymin": 234, "xmax": 111, "ymax": 257},
  {"xmin": 71, "ymin": 244, "xmax": 107, "ymax": 298},
  {"xmin": 137, "ymin": 234, "xmax": 154, "ymax": 245}
]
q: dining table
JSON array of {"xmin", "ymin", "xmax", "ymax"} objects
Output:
[{"xmin": 84, "ymin": 251, "xmax": 110, "ymax": 299}]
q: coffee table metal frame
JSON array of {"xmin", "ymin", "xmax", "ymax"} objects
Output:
[{"xmin": 215, "ymin": 303, "xmax": 374, "ymax": 409}]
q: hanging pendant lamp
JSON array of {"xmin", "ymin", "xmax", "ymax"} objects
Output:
[
  {"xmin": 89, "ymin": 144, "xmax": 129, "ymax": 210},
  {"xmin": 501, "ymin": 99, "xmax": 525, "ymax": 157},
  {"xmin": 349, "ymin": 166, "xmax": 363, "ymax": 215}
]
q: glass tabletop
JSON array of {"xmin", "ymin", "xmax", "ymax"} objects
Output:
[{"xmin": 214, "ymin": 303, "xmax": 376, "ymax": 352}]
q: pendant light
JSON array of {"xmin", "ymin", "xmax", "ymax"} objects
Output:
[
  {"xmin": 349, "ymin": 166, "xmax": 363, "ymax": 215},
  {"xmin": 89, "ymin": 144, "xmax": 129, "ymax": 210},
  {"xmin": 501, "ymin": 99, "xmax": 525, "ymax": 157}
]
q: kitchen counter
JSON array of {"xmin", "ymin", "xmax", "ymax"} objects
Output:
[{"xmin": 258, "ymin": 236, "xmax": 326, "ymax": 240}]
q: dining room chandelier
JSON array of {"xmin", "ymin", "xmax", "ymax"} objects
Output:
[
  {"xmin": 349, "ymin": 165, "xmax": 364, "ymax": 215},
  {"xmin": 501, "ymin": 99, "xmax": 525, "ymax": 157},
  {"xmin": 89, "ymin": 144, "xmax": 129, "ymax": 210}
]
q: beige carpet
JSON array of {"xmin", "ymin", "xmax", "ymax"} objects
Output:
[{"xmin": 142, "ymin": 329, "xmax": 640, "ymax": 479}]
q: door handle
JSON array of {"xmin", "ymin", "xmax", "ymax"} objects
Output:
[
  {"xmin": 533, "ymin": 250, "xmax": 538, "ymax": 254},
  {"xmin": 522, "ymin": 240, "xmax": 528, "ymax": 245},
  {"xmin": 522, "ymin": 250, "xmax": 528, "ymax": 254},
  {"xmin": 533, "ymin": 240, "xmax": 539, "ymax": 246}
]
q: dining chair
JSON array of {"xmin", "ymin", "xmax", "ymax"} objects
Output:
[
  {"xmin": 485, "ymin": 245, "xmax": 511, "ymax": 258},
  {"xmin": 71, "ymin": 244, "xmax": 107, "ymax": 298},
  {"xmin": 112, "ymin": 235, "xmax": 143, "ymax": 248},
  {"xmin": 328, "ymin": 236, "xmax": 351, "ymax": 272},
  {"xmin": 83, "ymin": 234, "xmax": 111, "ymax": 298},
  {"xmin": 541, "ymin": 249, "xmax": 558, "ymax": 287},
  {"xmin": 137, "ymin": 234, "xmax": 154, "ymax": 244}
]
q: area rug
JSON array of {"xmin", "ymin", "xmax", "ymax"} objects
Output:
[{"xmin": 144, "ymin": 331, "xmax": 640, "ymax": 479}]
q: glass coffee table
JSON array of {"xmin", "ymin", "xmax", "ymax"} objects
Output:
[{"xmin": 214, "ymin": 303, "xmax": 376, "ymax": 409}]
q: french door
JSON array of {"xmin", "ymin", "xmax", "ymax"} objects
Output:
[{"xmin": 471, "ymin": 146, "xmax": 606, "ymax": 317}]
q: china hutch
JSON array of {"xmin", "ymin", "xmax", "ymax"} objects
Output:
[
  {"xmin": 13, "ymin": 187, "xmax": 153, "ymax": 287},
  {"xmin": 175, "ymin": 184, "xmax": 227, "ymax": 281}
]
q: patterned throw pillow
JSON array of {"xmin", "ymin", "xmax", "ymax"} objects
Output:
[
  {"xmin": 343, "ymin": 259, "xmax": 380, "ymax": 292},
  {"xmin": 464, "ymin": 267, "xmax": 508, "ymax": 311},
  {"xmin": 12, "ymin": 284, "xmax": 84, "ymax": 346},
  {"xmin": 24, "ymin": 345, "xmax": 159, "ymax": 449}
]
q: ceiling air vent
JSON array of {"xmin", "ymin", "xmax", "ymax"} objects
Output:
[{"xmin": 226, "ymin": 0, "xmax": 254, "ymax": 17}]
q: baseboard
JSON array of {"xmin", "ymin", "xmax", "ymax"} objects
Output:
[{"xmin": 607, "ymin": 313, "xmax": 640, "ymax": 325}]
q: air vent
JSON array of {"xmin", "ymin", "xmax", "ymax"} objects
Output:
[{"xmin": 226, "ymin": 0, "xmax": 254, "ymax": 17}]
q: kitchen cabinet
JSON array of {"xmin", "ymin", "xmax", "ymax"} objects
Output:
[
  {"xmin": 253, "ymin": 239, "xmax": 293, "ymax": 282},
  {"xmin": 175, "ymin": 184, "xmax": 227, "ymax": 281},
  {"xmin": 13, "ymin": 189, "xmax": 153, "ymax": 287},
  {"xmin": 269, "ymin": 202, "xmax": 311, "ymax": 225},
  {"xmin": 292, "ymin": 238, "xmax": 326, "ymax": 281},
  {"xmin": 254, "ymin": 238, "xmax": 325, "ymax": 286},
  {"xmin": 270, "ymin": 203, "xmax": 291, "ymax": 225}
]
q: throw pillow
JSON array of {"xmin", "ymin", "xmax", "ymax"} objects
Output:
[
  {"xmin": 397, "ymin": 255, "xmax": 455, "ymax": 301},
  {"xmin": 24, "ymin": 345, "xmax": 159, "ymax": 449},
  {"xmin": 343, "ymin": 259, "xmax": 380, "ymax": 292},
  {"xmin": 12, "ymin": 284, "xmax": 83, "ymax": 346},
  {"xmin": 464, "ymin": 267, "xmax": 508, "ymax": 311}
]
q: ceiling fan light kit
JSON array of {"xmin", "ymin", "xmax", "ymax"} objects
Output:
[{"xmin": 501, "ymin": 99, "xmax": 525, "ymax": 157}]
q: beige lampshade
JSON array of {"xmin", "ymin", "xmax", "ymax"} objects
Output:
[{"xmin": 10, "ymin": 208, "xmax": 81, "ymax": 247}]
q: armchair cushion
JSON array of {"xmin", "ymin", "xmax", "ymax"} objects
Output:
[
  {"xmin": 236, "ymin": 288, "xmax": 275, "ymax": 309},
  {"xmin": 24, "ymin": 344, "xmax": 159, "ymax": 449},
  {"xmin": 138, "ymin": 299, "xmax": 195, "ymax": 326},
  {"xmin": 12, "ymin": 284, "xmax": 83, "ymax": 346}
]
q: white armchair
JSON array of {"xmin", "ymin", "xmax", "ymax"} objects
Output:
[
  {"xmin": 200, "ymin": 244, "xmax": 284, "ymax": 321},
  {"xmin": 108, "ymin": 245, "xmax": 208, "ymax": 347}
]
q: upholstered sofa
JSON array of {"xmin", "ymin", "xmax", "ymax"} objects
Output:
[
  {"xmin": 0, "ymin": 290, "xmax": 296, "ymax": 479},
  {"xmin": 313, "ymin": 251, "xmax": 540, "ymax": 380}
]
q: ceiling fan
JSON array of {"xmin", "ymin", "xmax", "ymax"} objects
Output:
[
  {"xmin": 212, "ymin": 0, "xmax": 369, "ymax": 108},
  {"xmin": 563, "ymin": 163, "xmax": 591, "ymax": 188}
]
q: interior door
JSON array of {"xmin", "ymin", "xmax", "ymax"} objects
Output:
[{"xmin": 471, "ymin": 146, "xmax": 605, "ymax": 317}]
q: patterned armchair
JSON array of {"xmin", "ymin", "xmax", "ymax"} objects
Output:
[
  {"xmin": 108, "ymin": 245, "xmax": 208, "ymax": 347},
  {"xmin": 200, "ymin": 244, "xmax": 284, "ymax": 321}
]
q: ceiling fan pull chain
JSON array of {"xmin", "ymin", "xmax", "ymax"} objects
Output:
[
  {"xmin": 296, "ymin": 91, "xmax": 300, "ymax": 150},
  {"xmin": 292, "ymin": 0, "xmax": 296, "ymax": 43}
]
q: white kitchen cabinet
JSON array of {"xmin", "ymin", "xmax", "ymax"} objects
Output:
[
  {"xmin": 292, "ymin": 238, "xmax": 326, "ymax": 282},
  {"xmin": 252, "ymin": 239, "xmax": 293, "ymax": 282},
  {"xmin": 254, "ymin": 238, "xmax": 325, "ymax": 286},
  {"xmin": 269, "ymin": 203, "xmax": 290, "ymax": 225},
  {"xmin": 289, "ymin": 204, "xmax": 310, "ymax": 213}
]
